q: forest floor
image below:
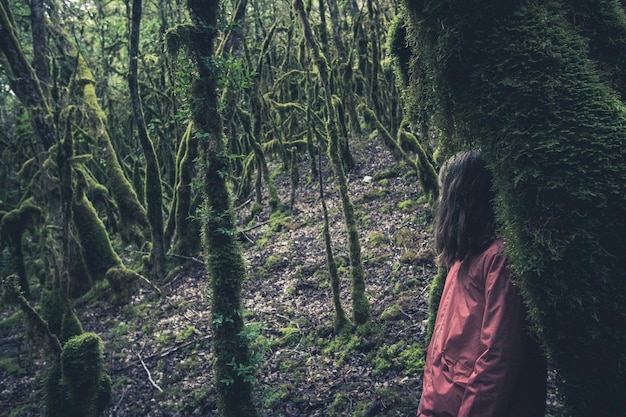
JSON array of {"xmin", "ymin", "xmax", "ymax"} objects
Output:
[{"xmin": 0, "ymin": 134, "xmax": 566, "ymax": 416}]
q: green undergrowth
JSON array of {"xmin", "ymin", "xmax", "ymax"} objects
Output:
[
  {"xmin": 0, "ymin": 356, "xmax": 24, "ymax": 376},
  {"xmin": 369, "ymin": 340, "xmax": 425, "ymax": 377}
]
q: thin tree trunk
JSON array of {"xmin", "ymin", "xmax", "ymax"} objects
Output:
[
  {"xmin": 367, "ymin": 0, "xmax": 383, "ymax": 120},
  {"xmin": 294, "ymin": 0, "xmax": 371, "ymax": 326},
  {"xmin": 327, "ymin": 0, "xmax": 345, "ymax": 58},
  {"xmin": 168, "ymin": 121, "xmax": 201, "ymax": 258},
  {"xmin": 129, "ymin": 0, "xmax": 166, "ymax": 279},
  {"xmin": 317, "ymin": 130, "xmax": 349, "ymax": 333},
  {"xmin": 182, "ymin": 0, "xmax": 258, "ymax": 415},
  {"xmin": 0, "ymin": 2, "xmax": 55, "ymax": 150},
  {"xmin": 30, "ymin": 0, "xmax": 50, "ymax": 89}
]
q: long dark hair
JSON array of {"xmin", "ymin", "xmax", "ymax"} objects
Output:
[{"xmin": 434, "ymin": 150, "xmax": 497, "ymax": 267}]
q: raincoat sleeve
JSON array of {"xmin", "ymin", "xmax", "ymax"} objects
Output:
[{"xmin": 457, "ymin": 251, "xmax": 526, "ymax": 417}]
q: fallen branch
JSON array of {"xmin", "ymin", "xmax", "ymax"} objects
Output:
[
  {"xmin": 136, "ymin": 350, "xmax": 163, "ymax": 393},
  {"xmin": 110, "ymin": 335, "xmax": 212, "ymax": 375},
  {"xmin": 168, "ymin": 253, "xmax": 204, "ymax": 265}
]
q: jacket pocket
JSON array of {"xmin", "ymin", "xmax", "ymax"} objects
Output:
[{"xmin": 441, "ymin": 351, "xmax": 472, "ymax": 387}]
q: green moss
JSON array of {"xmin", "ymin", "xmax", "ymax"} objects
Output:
[
  {"xmin": 0, "ymin": 310, "xmax": 23, "ymax": 329},
  {"xmin": 263, "ymin": 382, "xmax": 295, "ymax": 408},
  {"xmin": 169, "ymin": 122, "xmax": 201, "ymax": 258},
  {"xmin": 368, "ymin": 231, "xmax": 389, "ymax": 248},
  {"xmin": 402, "ymin": 3, "xmax": 626, "ymax": 412},
  {"xmin": 40, "ymin": 283, "xmax": 64, "ymax": 336},
  {"xmin": 397, "ymin": 129, "xmax": 439, "ymax": 205},
  {"xmin": 368, "ymin": 253, "xmax": 392, "ymax": 266},
  {"xmin": 381, "ymin": 304, "xmax": 403, "ymax": 321},
  {"xmin": 397, "ymin": 342, "xmax": 426, "ymax": 375},
  {"xmin": 264, "ymin": 255, "xmax": 282, "ymax": 269},
  {"xmin": 0, "ymin": 197, "xmax": 42, "ymax": 297},
  {"xmin": 77, "ymin": 53, "xmax": 149, "ymax": 246},
  {"xmin": 323, "ymin": 333, "xmax": 361, "ymax": 365},
  {"xmin": 104, "ymin": 267, "xmax": 137, "ymax": 305},
  {"xmin": 360, "ymin": 187, "xmax": 390, "ymax": 203},
  {"xmin": 60, "ymin": 310, "xmax": 84, "ymax": 344},
  {"xmin": 156, "ymin": 331, "xmax": 174, "ymax": 346},
  {"xmin": 44, "ymin": 361, "xmax": 68, "ymax": 417},
  {"xmin": 60, "ymin": 332, "xmax": 112, "ymax": 417},
  {"xmin": 371, "ymin": 340, "xmax": 425, "ymax": 377},
  {"xmin": 268, "ymin": 210, "xmax": 291, "ymax": 232},
  {"xmin": 397, "ymin": 199, "xmax": 415, "ymax": 211},
  {"xmin": 0, "ymin": 357, "xmax": 23, "ymax": 376},
  {"xmin": 176, "ymin": 325, "xmax": 198, "ymax": 343},
  {"xmin": 276, "ymin": 325, "xmax": 301, "ymax": 347},
  {"xmin": 72, "ymin": 192, "xmax": 122, "ymax": 283},
  {"xmin": 399, "ymin": 250, "xmax": 418, "ymax": 264},
  {"xmin": 393, "ymin": 228, "xmax": 417, "ymax": 247},
  {"xmin": 328, "ymin": 393, "xmax": 350, "ymax": 416},
  {"xmin": 249, "ymin": 202, "xmax": 263, "ymax": 219},
  {"xmin": 387, "ymin": 11, "xmax": 411, "ymax": 87},
  {"xmin": 425, "ymin": 266, "xmax": 446, "ymax": 344}
]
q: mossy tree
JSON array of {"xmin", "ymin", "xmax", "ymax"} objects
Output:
[
  {"xmin": 128, "ymin": 0, "xmax": 166, "ymax": 279},
  {"xmin": 294, "ymin": 0, "xmax": 371, "ymax": 327},
  {"xmin": 72, "ymin": 51, "xmax": 149, "ymax": 247},
  {"xmin": 71, "ymin": 168, "xmax": 141, "ymax": 304},
  {"xmin": 59, "ymin": 332, "xmax": 112, "ymax": 417},
  {"xmin": 0, "ymin": 0, "xmax": 59, "ymax": 223},
  {"xmin": 317, "ymin": 133, "xmax": 350, "ymax": 334},
  {"xmin": 166, "ymin": 121, "xmax": 202, "ymax": 260},
  {"xmin": 2, "ymin": 275, "xmax": 111, "ymax": 417},
  {"xmin": 0, "ymin": 198, "xmax": 41, "ymax": 298},
  {"xmin": 172, "ymin": 0, "xmax": 259, "ymax": 415},
  {"xmin": 399, "ymin": 1, "xmax": 626, "ymax": 415}
]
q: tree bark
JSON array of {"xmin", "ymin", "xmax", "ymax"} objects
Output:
[
  {"xmin": 74, "ymin": 52, "xmax": 149, "ymax": 246},
  {"xmin": 402, "ymin": 2, "xmax": 626, "ymax": 415},
  {"xmin": 294, "ymin": 0, "xmax": 371, "ymax": 326},
  {"xmin": 129, "ymin": 0, "xmax": 166, "ymax": 279},
  {"xmin": 183, "ymin": 0, "xmax": 258, "ymax": 415},
  {"xmin": 0, "ymin": 1, "xmax": 55, "ymax": 150}
]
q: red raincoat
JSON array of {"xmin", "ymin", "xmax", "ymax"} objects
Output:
[{"xmin": 418, "ymin": 240, "xmax": 546, "ymax": 417}]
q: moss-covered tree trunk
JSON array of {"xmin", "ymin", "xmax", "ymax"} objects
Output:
[
  {"xmin": 317, "ymin": 142, "xmax": 350, "ymax": 333},
  {"xmin": 183, "ymin": 0, "xmax": 258, "ymax": 415},
  {"xmin": 0, "ymin": 0, "xmax": 63, "ymax": 299},
  {"xmin": 294, "ymin": 0, "xmax": 371, "ymax": 326},
  {"xmin": 0, "ymin": 199, "xmax": 41, "ymax": 298},
  {"xmin": 401, "ymin": 1, "xmax": 626, "ymax": 415},
  {"xmin": 366, "ymin": 0, "xmax": 383, "ymax": 121},
  {"xmin": 360, "ymin": 105, "xmax": 439, "ymax": 206},
  {"xmin": 129, "ymin": 0, "xmax": 166, "ymax": 280},
  {"xmin": 74, "ymin": 53, "xmax": 149, "ymax": 247},
  {"xmin": 168, "ymin": 121, "xmax": 201, "ymax": 258},
  {"xmin": 244, "ymin": 23, "xmax": 283, "ymax": 212},
  {"xmin": 0, "ymin": 1, "xmax": 56, "ymax": 151}
]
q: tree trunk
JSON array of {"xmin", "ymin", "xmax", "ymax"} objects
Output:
[
  {"xmin": 74, "ymin": 53, "xmax": 149, "ymax": 247},
  {"xmin": 0, "ymin": 0, "xmax": 64, "ymax": 300},
  {"xmin": 182, "ymin": 0, "xmax": 258, "ymax": 415},
  {"xmin": 168, "ymin": 121, "xmax": 201, "ymax": 258},
  {"xmin": 129, "ymin": 0, "xmax": 166, "ymax": 280},
  {"xmin": 402, "ymin": 2, "xmax": 626, "ymax": 415},
  {"xmin": 317, "ymin": 135, "xmax": 349, "ymax": 333},
  {"xmin": 294, "ymin": 0, "xmax": 371, "ymax": 327}
]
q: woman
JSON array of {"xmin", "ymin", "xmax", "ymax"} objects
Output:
[{"xmin": 418, "ymin": 150, "xmax": 546, "ymax": 417}]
